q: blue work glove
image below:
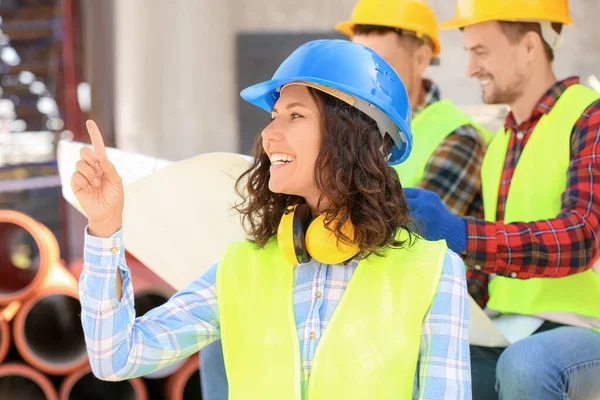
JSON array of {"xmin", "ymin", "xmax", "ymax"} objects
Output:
[{"xmin": 403, "ymin": 187, "xmax": 468, "ymax": 254}]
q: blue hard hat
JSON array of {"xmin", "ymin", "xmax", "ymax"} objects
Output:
[{"xmin": 240, "ymin": 39, "xmax": 413, "ymax": 165}]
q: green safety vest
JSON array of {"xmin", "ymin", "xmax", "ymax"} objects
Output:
[
  {"xmin": 394, "ymin": 99, "xmax": 492, "ymax": 188},
  {"xmin": 481, "ymin": 84, "xmax": 600, "ymax": 330},
  {"xmin": 216, "ymin": 231, "xmax": 446, "ymax": 399}
]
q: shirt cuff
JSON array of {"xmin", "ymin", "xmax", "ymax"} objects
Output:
[
  {"xmin": 83, "ymin": 226, "xmax": 126, "ymax": 270},
  {"xmin": 464, "ymin": 217, "xmax": 498, "ymax": 271}
]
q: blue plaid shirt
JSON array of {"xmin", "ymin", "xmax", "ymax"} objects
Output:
[{"xmin": 80, "ymin": 228, "xmax": 471, "ymax": 399}]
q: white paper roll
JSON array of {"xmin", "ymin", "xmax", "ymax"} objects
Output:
[{"xmin": 58, "ymin": 140, "xmax": 253, "ymax": 289}]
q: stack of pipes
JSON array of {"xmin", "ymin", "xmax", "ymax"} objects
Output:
[{"xmin": 0, "ymin": 210, "xmax": 202, "ymax": 399}]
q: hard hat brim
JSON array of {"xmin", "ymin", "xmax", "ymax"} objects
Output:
[
  {"xmin": 335, "ymin": 20, "xmax": 441, "ymax": 57},
  {"xmin": 439, "ymin": 17, "xmax": 480, "ymax": 30},
  {"xmin": 440, "ymin": 15, "xmax": 574, "ymax": 30},
  {"xmin": 335, "ymin": 21, "xmax": 354, "ymax": 37},
  {"xmin": 241, "ymin": 77, "xmax": 413, "ymax": 164},
  {"xmin": 241, "ymin": 77, "xmax": 299, "ymax": 113}
]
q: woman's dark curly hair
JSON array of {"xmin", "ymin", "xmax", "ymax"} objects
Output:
[{"xmin": 235, "ymin": 87, "xmax": 414, "ymax": 257}]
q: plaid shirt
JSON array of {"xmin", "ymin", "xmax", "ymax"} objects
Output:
[
  {"xmin": 80, "ymin": 229, "xmax": 471, "ymax": 399},
  {"xmin": 466, "ymin": 77, "xmax": 600, "ymax": 306},
  {"xmin": 414, "ymin": 80, "xmax": 485, "ymax": 219}
]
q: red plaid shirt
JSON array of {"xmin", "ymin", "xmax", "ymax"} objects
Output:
[{"xmin": 466, "ymin": 77, "xmax": 600, "ymax": 307}]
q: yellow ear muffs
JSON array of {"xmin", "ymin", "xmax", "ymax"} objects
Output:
[
  {"xmin": 277, "ymin": 204, "xmax": 312, "ymax": 265},
  {"xmin": 305, "ymin": 214, "xmax": 360, "ymax": 265},
  {"xmin": 277, "ymin": 204, "xmax": 361, "ymax": 265}
]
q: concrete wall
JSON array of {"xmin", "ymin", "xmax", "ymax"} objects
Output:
[
  {"xmin": 113, "ymin": 0, "xmax": 237, "ymax": 160},
  {"xmin": 235, "ymin": 0, "xmax": 600, "ymax": 104},
  {"xmin": 110, "ymin": 0, "xmax": 600, "ymax": 159}
]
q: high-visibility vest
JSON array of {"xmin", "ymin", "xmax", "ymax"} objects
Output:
[
  {"xmin": 481, "ymin": 84, "xmax": 600, "ymax": 331},
  {"xmin": 217, "ymin": 232, "xmax": 446, "ymax": 399}
]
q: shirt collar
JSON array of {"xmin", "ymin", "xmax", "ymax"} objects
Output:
[
  {"xmin": 503, "ymin": 76, "xmax": 580, "ymax": 132},
  {"xmin": 414, "ymin": 79, "xmax": 441, "ymax": 116}
]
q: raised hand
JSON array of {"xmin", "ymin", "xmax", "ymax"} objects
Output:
[{"xmin": 71, "ymin": 120, "xmax": 124, "ymax": 238}]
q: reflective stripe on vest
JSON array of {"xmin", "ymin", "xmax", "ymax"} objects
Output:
[
  {"xmin": 216, "ymin": 232, "xmax": 446, "ymax": 399},
  {"xmin": 394, "ymin": 99, "xmax": 492, "ymax": 187},
  {"xmin": 481, "ymin": 84, "xmax": 600, "ymax": 328}
]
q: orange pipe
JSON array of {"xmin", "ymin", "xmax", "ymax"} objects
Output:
[
  {"xmin": 0, "ymin": 301, "xmax": 21, "ymax": 363},
  {"xmin": 12, "ymin": 262, "xmax": 88, "ymax": 375},
  {"xmin": 164, "ymin": 356, "xmax": 201, "ymax": 400},
  {"xmin": 0, "ymin": 314, "xmax": 9, "ymax": 364},
  {"xmin": 0, "ymin": 301, "xmax": 22, "ymax": 322},
  {"xmin": 65, "ymin": 257, "xmax": 84, "ymax": 281},
  {"xmin": 0, "ymin": 363, "xmax": 59, "ymax": 400},
  {"xmin": 59, "ymin": 365, "xmax": 148, "ymax": 400},
  {"xmin": 0, "ymin": 210, "xmax": 60, "ymax": 305}
]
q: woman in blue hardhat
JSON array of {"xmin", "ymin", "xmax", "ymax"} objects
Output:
[{"xmin": 74, "ymin": 39, "xmax": 471, "ymax": 399}]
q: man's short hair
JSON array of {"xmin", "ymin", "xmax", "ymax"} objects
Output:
[
  {"xmin": 353, "ymin": 24, "xmax": 429, "ymax": 54},
  {"xmin": 498, "ymin": 21, "xmax": 563, "ymax": 62}
]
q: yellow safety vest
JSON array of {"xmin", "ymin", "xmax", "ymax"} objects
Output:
[
  {"xmin": 394, "ymin": 99, "xmax": 492, "ymax": 188},
  {"xmin": 481, "ymin": 84, "xmax": 600, "ymax": 330},
  {"xmin": 216, "ymin": 232, "xmax": 446, "ymax": 399}
]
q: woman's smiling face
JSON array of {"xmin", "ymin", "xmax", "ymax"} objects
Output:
[{"xmin": 261, "ymin": 84, "xmax": 324, "ymax": 208}]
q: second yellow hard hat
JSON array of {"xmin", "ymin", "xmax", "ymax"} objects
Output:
[{"xmin": 335, "ymin": 0, "xmax": 441, "ymax": 57}]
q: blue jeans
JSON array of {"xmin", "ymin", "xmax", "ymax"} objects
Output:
[
  {"xmin": 200, "ymin": 339, "xmax": 228, "ymax": 400},
  {"xmin": 471, "ymin": 322, "xmax": 600, "ymax": 400}
]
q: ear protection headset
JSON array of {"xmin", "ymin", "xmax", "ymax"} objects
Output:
[{"xmin": 277, "ymin": 204, "xmax": 360, "ymax": 265}]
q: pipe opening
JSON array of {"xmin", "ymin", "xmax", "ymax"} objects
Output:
[
  {"xmin": 182, "ymin": 370, "xmax": 202, "ymax": 400},
  {"xmin": 135, "ymin": 292, "xmax": 168, "ymax": 317},
  {"xmin": 0, "ymin": 223, "xmax": 41, "ymax": 295},
  {"xmin": 0, "ymin": 374, "xmax": 47, "ymax": 400},
  {"xmin": 68, "ymin": 373, "xmax": 139, "ymax": 400},
  {"xmin": 23, "ymin": 294, "xmax": 86, "ymax": 365},
  {"xmin": 143, "ymin": 378, "xmax": 166, "ymax": 400}
]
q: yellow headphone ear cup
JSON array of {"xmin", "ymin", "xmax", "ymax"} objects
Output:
[
  {"xmin": 305, "ymin": 215, "xmax": 360, "ymax": 265},
  {"xmin": 277, "ymin": 205, "xmax": 311, "ymax": 265}
]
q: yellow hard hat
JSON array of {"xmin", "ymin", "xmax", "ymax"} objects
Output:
[
  {"xmin": 440, "ymin": 0, "xmax": 573, "ymax": 30},
  {"xmin": 335, "ymin": 0, "xmax": 441, "ymax": 57}
]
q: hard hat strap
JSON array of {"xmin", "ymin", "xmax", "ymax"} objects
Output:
[
  {"xmin": 391, "ymin": 28, "xmax": 432, "ymax": 48},
  {"xmin": 518, "ymin": 20, "xmax": 562, "ymax": 50},
  {"xmin": 539, "ymin": 21, "xmax": 562, "ymax": 50},
  {"xmin": 352, "ymin": 97, "xmax": 406, "ymax": 157}
]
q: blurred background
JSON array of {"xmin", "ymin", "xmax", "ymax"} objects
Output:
[{"xmin": 0, "ymin": 0, "xmax": 599, "ymax": 399}]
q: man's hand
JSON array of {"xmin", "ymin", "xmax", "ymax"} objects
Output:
[{"xmin": 404, "ymin": 187, "xmax": 468, "ymax": 253}]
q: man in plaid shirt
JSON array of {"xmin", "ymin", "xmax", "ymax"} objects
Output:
[{"xmin": 407, "ymin": 1, "xmax": 600, "ymax": 399}]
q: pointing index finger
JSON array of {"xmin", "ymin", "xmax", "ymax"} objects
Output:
[{"xmin": 86, "ymin": 120, "xmax": 106, "ymax": 157}]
